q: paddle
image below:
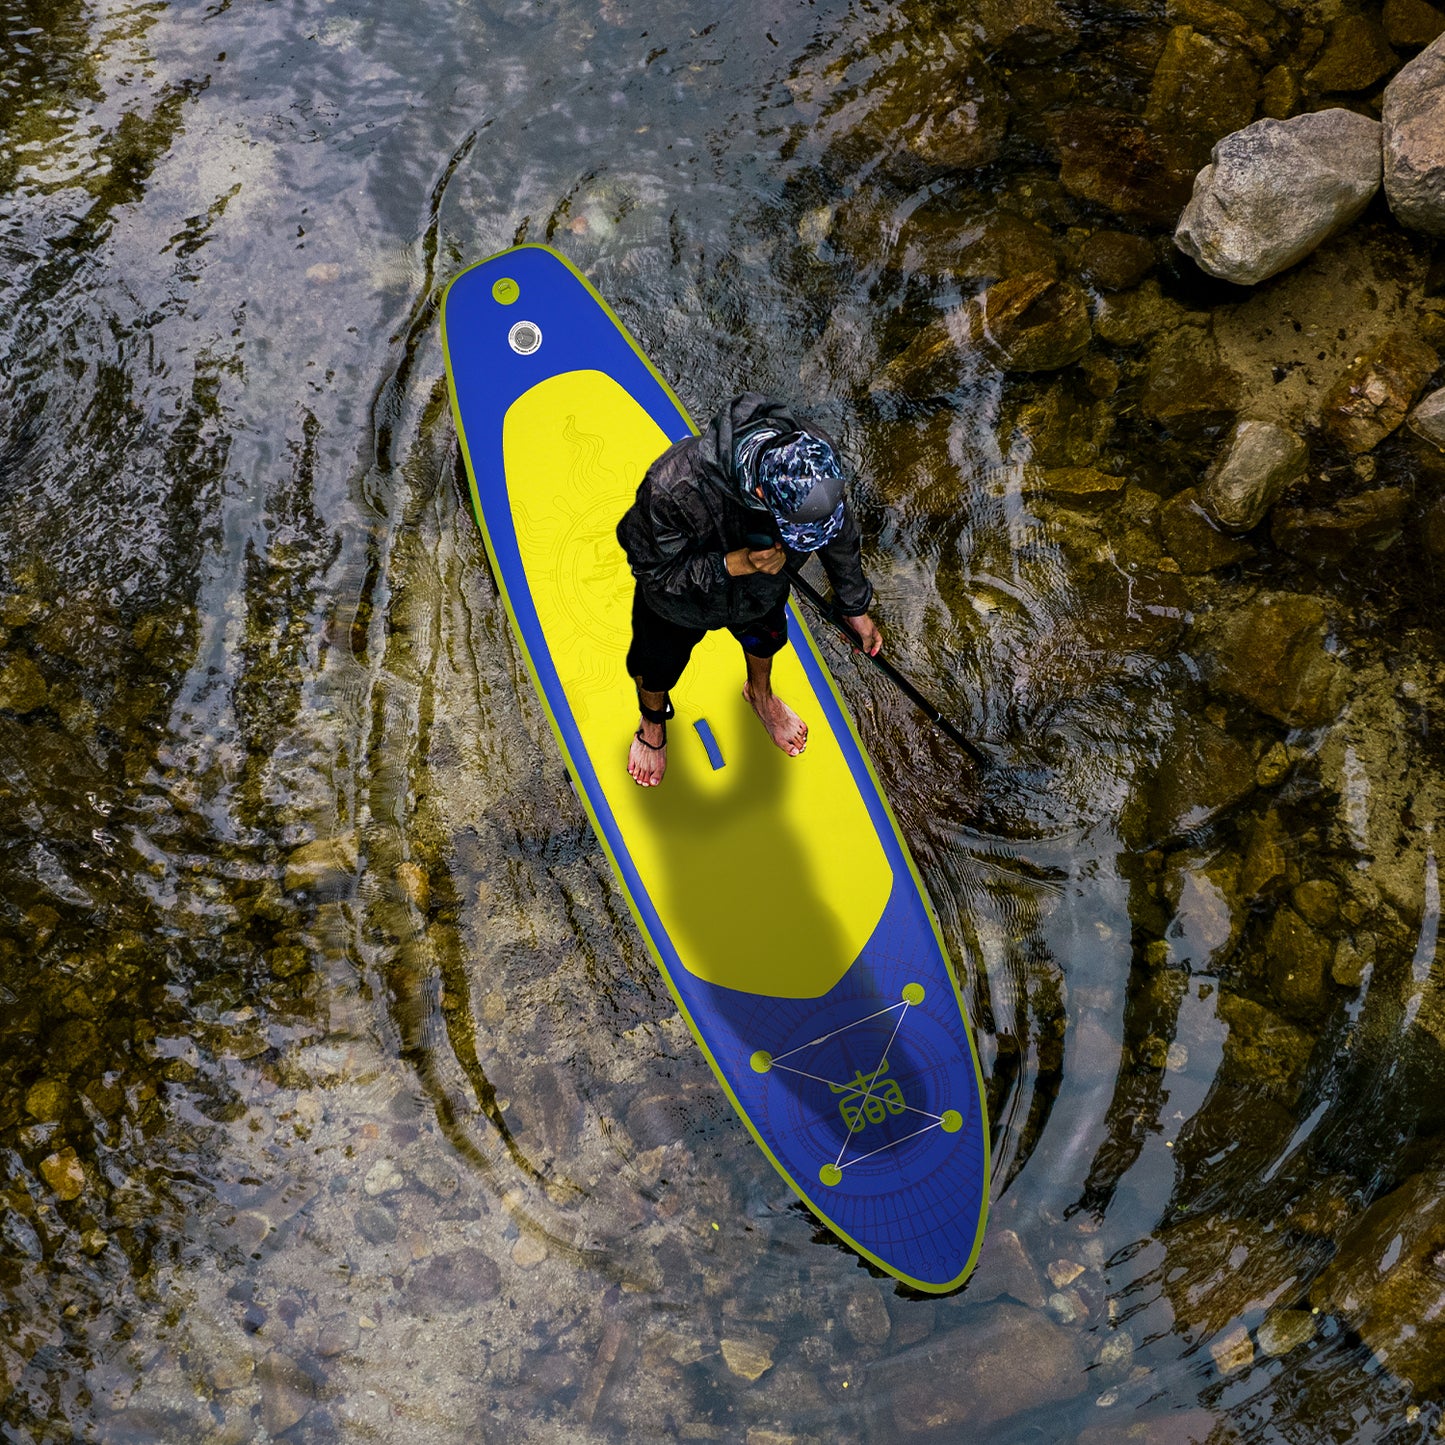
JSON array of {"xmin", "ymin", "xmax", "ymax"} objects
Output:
[{"xmin": 744, "ymin": 534, "xmax": 989, "ymax": 768}]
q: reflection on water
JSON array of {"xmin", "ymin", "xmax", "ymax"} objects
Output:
[{"xmin": 5, "ymin": 0, "xmax": 1445, "ymax": 1439}]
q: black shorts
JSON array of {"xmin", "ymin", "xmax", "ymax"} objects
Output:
[{"xmin": 626, "ymin": 588, "xmax": 789, "ymax": 693}]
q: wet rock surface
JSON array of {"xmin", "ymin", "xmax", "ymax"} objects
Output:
[
  {"xmin": 1174, "ymin": 111, "xmax": 1383, "ymax": 285},
  {"xmin": 1386, "ymin": 32, "xmax": 1445, "ymax": 233}
]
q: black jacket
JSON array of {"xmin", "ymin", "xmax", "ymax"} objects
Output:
[{"xmin": 616, "ymin": 393, "xmax": 874, "ymax": 630}]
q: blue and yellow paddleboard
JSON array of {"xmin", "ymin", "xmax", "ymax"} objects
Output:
[{"xmin": 441, "ymin": 244, "xmax": 988, "ymax": 1292}]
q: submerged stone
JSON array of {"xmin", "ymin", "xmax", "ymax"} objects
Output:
[
  {"xmin": 1202, "ymin": 592, "xmax": 1341, "ymax": 727},
  {"xmin": 968, "ymin": 271, "xmax": 1093, "ymax": 371},
  {"xmin": 1160, "ymin": 488, "xmax": 1255, "ymax": 572},
  {"xmin": 889, "ymin": 1303, "xmax": 1086, "ymax": 1433},
  {"xmin": 1264, "ymin": 905, "xmax": 1333, "ymax": 1017},
  {"xmin": 971, "ymin": 1226, "xmax": 1046, "ymax": 1308},
  {"xmin": 897, "ymin": 209, "xmax": 1061, "ymax": 285},
  {"xmin": 1313, "ymin": 1168, "xmax": 1445, "ymax": 1392},
  {"xmin": 1145, "ymin": 26, "xmax": 1259, "ymax": 170},
  {"xmin": 1322, "ymin": 331, "xmax": 1439, "ymax": 452},
  {"xmin": 1218, "ymin": 992, "xmax": 1316, "ymax": 1098},
  {"xmin": 1079, "ymin": 230, "xmax": 1156, "ymax": 291},
  {"xmin": 39, "ymin": 1147, "xmax": 85, "ymax": 1200},
  {"xmin": 0, "ymin": 656, "xmax": 49, "ymax": 715},
  {"xmin": 1201, "ymin": 420, "xmax": 1308, "ymax": 530},
  {"xmin": 1053, "ymin": 108, "xmax": 1195, "ymax": 224},
  {"xmin": 1141, "ymin": 329, "xmax": 1239, "ymax": 433},
  {"xmin": 1271, "ymin": 487, "xmax": 1409, "ymax": 562},
  {"xmin": 283, "ymin": 833, "xmax": 360, "ymax": 892},
  {"xmin": 1174, "ymin": 111, "xmax": 1383, "ymax": 286},
  {"xmin": 720, "ymin": 1334, "xmax": 775, "ymax": 1381},
  {"xmin": 1144, "ymin": 715, "xmax": 1256, "ymax": 838},
  {"xmin": 1384, "ymin": 0, "xmax": 1445, "ymax": 48},
  {"xmin": 1408, "ymin": 383, "xmax": 1445, "ymax": 445}
]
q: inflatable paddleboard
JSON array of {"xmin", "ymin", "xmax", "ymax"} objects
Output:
[{"xmin": 441, "ymin": 244, "xmax": 988, "ymax": 1291}]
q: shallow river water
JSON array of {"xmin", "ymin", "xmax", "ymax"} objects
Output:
[{"xmin": 6, "ymin": 0, "xmax": 1445, "ymax": 1440}]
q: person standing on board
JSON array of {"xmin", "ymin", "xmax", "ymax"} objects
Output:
[{"xmin": 616, "ymin": 393, "xmax": 882, "ymax": 787}]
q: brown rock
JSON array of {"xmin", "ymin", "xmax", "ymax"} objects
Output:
[
  {"xmin": 1313, "ymin": 1169, "xmax": 1445, "ymax": 1392},
  {"xmin": 872, "ymin": 313, "xmax": 964, "ymax": 398},
  {"xmin": 1260, "ymin": 64, "xmax": 1302, "ymax": 119},
  {"xmin": 1160, "ymin": 488, "xmax": 1254, "ymax": 572},
  {"xmin": 1145, "ymin": 715, "xmax": 1256, "ymax": 838},
  {"xmin": 1271, "ymin": 487, "xmax": 1409, "ymax": 562},
  {"xmin": 1141, "ymin": 329, "xmax": 1239, "ymax": 433},
  {"xmin": 405, "ymin": 1247, "xmax": 501, "ymax": 1312},
  {"xmin": 1307, "ymin": 15, "xmax": 1398, "ymax": 92},
  {"xmin": 899, "ymin": 209, "xmax": 1060, "ymax": 284},
  {"xmin": 890, "ymin": 1304, "xmax": 1087, "ymax": 1433},
  {"xmin": 1322, "ymin": 331, "xmax": 1439, "ymax": 453},
  {"xmin": 1385, "ymin": 0, "xmax": 1445, "ymax": 48},
  {"xmin": 968, "ymin": 271, "xmax": 1093, "ymax": 371},
  {"xmin": 1203, "ymin": 592, "xmax": 1342, "ymax": 727},
  {"xmin": 1053, "ymin": 108, "xmax": 1195, "ymax": 224},
  {"xmin": 1145, "ymin": 27, "xmax": 1260, "ymax": 168},
  {"xmin": 1080, "ymin": 230, "xmax": 1156, "ymax": 291},
  {"xmin": 1265, "ymin": 905, "xmax": 1333, "ymax": 1016},
  {"xmin": 1157, "ymin": 1210, "xmax": 1305, "ymax": 1337},
  {"xmin": 1027, "ymin": 466, "xmax": 1126, "ymax": 505},
  {"xmin": 1074, "ymin": 1407, "xmax": 1225, "ymax": 1445},
  {"xmin": 841, "ymin": 1284, "xmax": 891, "ymax": 1346},
  {"xmin": 258, "ymin": 1351, "xmax": 316, "ymax": 1436},
  {"xmin": 976, "ymin": 0, "xmax": 1078, "ymax": 59},
  {"xmin": 1218, "ymin": 993, "xmax": 1315, "ymax": 1098},
  {"xmin": 0, "ymin": 656, "xmax": 49, "ymax": 714},
  {"xmin": 39, "ymin": 1147, "xmax": 85, "ymax": 1201},
  {"xmin": 283, "ymin": 833, "xmax": 359, "ymax": 892},
  {"xmin": 971, "ymin": 1226, "xmax": 1046, "ymax": 1308}
]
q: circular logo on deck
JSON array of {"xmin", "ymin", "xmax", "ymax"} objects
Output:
[
  {"xmin": 508, "ymin": 320, "xmax": 542, "ymax": 355},
  {"xmin": 492, "ymin": 277, "xmax": 520, "ymax": 305}
]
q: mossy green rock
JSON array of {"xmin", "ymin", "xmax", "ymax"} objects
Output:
[
  {"xmin": 1306, "ymin": 15, "xmax": 1397, "ymax": 93},
  {"xmin": 1218, "ymin": 992, "xmax": 1316, "ymax": 1098},
  {"xmin": 0, "ymin": 656, "xmax": 49, "ymax": 714}
]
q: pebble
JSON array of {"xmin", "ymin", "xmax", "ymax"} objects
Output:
[
  {"xmin": 1257, "ymin": 1308, "xmax": 1316, "ymax": 1356},
  {"xmin": 363, "ymin": 1157, "xmax": 405, "ymax": 1197},
  {"xmin": 39, "ymin": 1147, "xmax": 85, "ymax": 1200},
  {"xmin": 720, "ymin": 1335, "xmax": 775, "ymax": 1382},
  {"xmin": 512, "ymin": 1234, "xmax": 548, "ymax": 1268},
  {"xmin": 1209, "ymin": 1323, "xmax": 1254, "ymax": 1373},
  {"xmin": 1047, "ymin": 1258, "xmax": 1086, "ymax": 1289}
]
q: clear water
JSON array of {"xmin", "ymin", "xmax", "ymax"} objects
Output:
[{"xmin": 3, "ymin": 0, "xmax": 1442, "ymax": 1440}]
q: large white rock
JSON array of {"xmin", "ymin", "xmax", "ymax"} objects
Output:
[
  {"xmin": 1385, "ymin": 32, "xmax": 1445, "ymax": 234},
  {"xmin": 1174, "ymin": 110, "xmax": 1383, "ymax": 284}
]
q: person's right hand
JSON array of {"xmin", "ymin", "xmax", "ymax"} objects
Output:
[{"xmin": 727, "ymin": 544, "xmax": 787, "ymax": 577}]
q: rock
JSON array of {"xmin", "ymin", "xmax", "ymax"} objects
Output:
[
  {"xmin": 24, "ymin": 1079, "xmax": 69, "ymax": 1123},
  {"xmin": 1027, "ymin": 466, "xmax": 1126, "ymax": 505},
  {"xmin": 841, "ymin": 1284, "xmax": 891, "ymax": 1346},
  {"xmin": 1385, "ymin": 0, "xmax": 1445, "ymax": 49},
  {"xmin": 975, "ymin": 0, "xmax": 1078, "ymax": 60},
  {"xmin": 1141, "ymin": 329, "xmax": 1239, "ymax": 433},
  {"xmin": 1259, "ymin": 64, "xmax": 1301, "ymax": 120},
  {"xmin": 1174, "ymin": 111, "xmax": 1383, "ymax": 286},
  {"xmin": 1387, "ymin": 34, "xmax": 1445, "ymax": 233},
  {"xmin": 1200, "ymin": 420, "xmax": 1308, "ymax": 530},
  {"xmin": 257, "ymin": 1351, "xmax": 316, "ymax": 1436},
  {"xmin": 1144, "ymin": 715, "xmax": 1256, "ymax": 838},
  {"xmin": 283, "ymin": 833, "xmax": 359, "ymax": 892},
  {"xmin": 363, "ymin": 1157, "xmax": 404, "ymax": 1197},
  {"xmin": 1409, "ymin": 384, "xmax": 1445, "ymax": 445},
  {"xmin": 1218, "ymin": 993, "xmax": 1315, "ymax": 1098},
  {"xmin": 889, "ymin": 1304, "xmax": 1087, "ymax": 1433},
  {"xmin": 405, "ymin": 1247, "xmax": 501, "ymax": 1312},
  {"xmin": 1046, "ymin": 1258, "xmax": 1085, "ymax": 1289},
  {"xmin": 1306, "ymin": 15, "xmax": 1397, "ymax": 92},
  {"xmin": 896, "ymin": 209, "xmax": 1060, "ymax": 286},
  {"xmin": 1202, "ymin": 592, "xmax": 1342, "ymax": 727},
  {"xmin": 1427, "ymin": 493, "xmax": 1445, "ymax": 555},
  {"xmin": 1160, "ymin": 488, "xmax": 1255, "ymax": 572},
  {"xmin": 970, "ymin": 1226, "xmax": 1046, "ymax": 1308},
  {"xmin": 1210, "ymin": 1324, "xmax": 1254, "ymax": 1373},
  {"xmin": 39, "ymin": 1147, "xmax": 85, "ymax": 1200},
  {"xmin": 720, "ymin": 1335, "xmax": 775, "ymax": 1382},
  {"xmin": 1292, "ymin": 878, "xmax": 1340, "ymax": 927},
  {"xmin": 316, "ymin": 1315, "xmax": 361, "ymax": 1358},
  {"xmin": 1080, "ymin": 231, "xmax": 1155, "ymax": 291},
  {"xmin": 1238, "ymin": 810, "xmax": 1291, "ymax": 899},
  {"xmin": 1312, "ymin": 1168, "xmax": 1445, "ymax": 1391},
  {"xmin": 1264, "ymin": 906, "xmax": 1333, "ymax": 1016},
  {"xmin": 1074, "ymin": 1407, "xmax": 1224, "ymax": 1445},
  {"xmin": 968, "ymin": 271, "xmax": 1092, "ymax": 371},
  {"xmin": 872, "ymin": 313, "xmax": 964, "ymax": 398},
  {"xmin": 356, "ymin": 1203, "xmax": 398, "ymax": 1245},
  {"xmin": 0, "ymin": 656, "xmax": 49, "ymax": 714},
  {"xmin": 1322, "ymin": 331, "xmax": 1439, "ymax": 451},
  {"xmin": 1332, "ymin": 931, "xmax": 1376, "ymax": 986},
  {"xmin": 1145, "ymin": 27, "xmax": 1259, "ymax": 170},
  {"xmin": 511, "ymin": 1233, "xmax": 547, "ymax": 1268},
  {"xmin": 1257, "ymin": 1309, "xmax": 1316, "ymax": 1356},
  {"xmin": 395, "ymin": 860, "xmax": 430, "ymax": 911},
  {"xmin": 1271, "ymin": 487, "xmax": 1409, "ymax": 562},
  {"xmin": 1092, "ymin": 279, "xmax": 1187, "ymax": 347},
  {"xmin": 1053, "ymin": 108, "xmax": 1195, "ymax": 224}
]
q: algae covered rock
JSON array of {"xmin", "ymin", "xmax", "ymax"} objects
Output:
[
  {"xmin": 1271, "ymin": 487, "xmax": 1409, "ymax": 562},
  {"xmin": 1312, "ymin": 1168, "xmax": 1445, "ymax": 1392},
  {"xmin": 1141, "ymin": 328, "xmax": 1239, "ymax": 433},
  {"xmin": 968, "ymin": 271, "xmax": 1092, "ymax": 372},
  {"xmin": 1174, "ymin": 111, "xmax": 1383, "ymax": 285},
  {"xmin": 1385, "ymin": 31, "xmax": 1445, "ymax": 233},
  {"xmin": 1322, "ymin": 330, "xmax": 1439, "ymax": 452},
  {"xmin": 1160, "ymin": 488, "xmax": 1255, "ymax": 572},
  {"xmin": 0, "ymin": 655, "xmax": 49, "ymax": 714},
  {"xmin": 1384, "ymin": 0, "xmax": 1445, "ymax": 48},
  {"xmin": 1079, "ymin": 230, "xmax": 1156, "ymax": 292},
  {"xmin": 1145, "ymin": 26, "xmax": 1259, "ymax": 171},
  {"xmin": 1306, "ymin": 15, "xmax": 1397, "ymax": 93},
  {"xmin": 1201, "ymin": 420, "xmax": 1308, "ymax": 530},
  {"xmin": 1202, "ymin": 591, "xmax": 1342, "ymax": 726},
  {"xmin": 1053, "ymin": 108, "xmax": 1195, "ymax": 224}
]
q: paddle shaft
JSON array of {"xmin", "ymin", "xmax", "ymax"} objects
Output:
[{"xmin": 770, "ymin": 556, "xmax": 989, "ymax": 769}]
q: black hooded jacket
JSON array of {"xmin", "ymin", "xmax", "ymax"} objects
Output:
[{"xmin": 615, "ymin": 393, "xmax": 874, "ymax": 631}]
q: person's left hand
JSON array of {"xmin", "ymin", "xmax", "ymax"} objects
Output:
[{"xmin": 844, "ymin": 612, "xmax": 882, "ymax": 656}]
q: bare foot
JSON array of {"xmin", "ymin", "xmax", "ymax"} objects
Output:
[
  {"xmin": 743, "ymin": 684, "xmax": 808, "ymax": 756},
  {"xmin": 627, "ymin": 717, "xmax": 667, "ymax": 785}
]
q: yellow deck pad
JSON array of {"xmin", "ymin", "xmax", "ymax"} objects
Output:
[{"xmin": 503, "ymin": 369, "xmax": 892, "ymax": 999}]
